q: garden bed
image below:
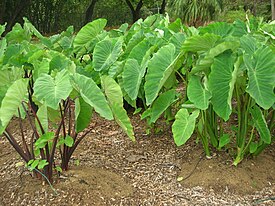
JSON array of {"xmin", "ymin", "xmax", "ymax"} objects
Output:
[{"xmin": 0, "ymin": 114, "xmax": 274, "ymax": 205}]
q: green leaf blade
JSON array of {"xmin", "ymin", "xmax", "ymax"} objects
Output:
[
  {"xmin": 34, "ymin": 70, "xmax": 73, "ymax": 110},
  {"xmin": 122, "ymin": 58, "xmax": 145, "ymax": 100},
  {"xmin": 150, "ymin": 90, "xmax": 177, "ymax": 124},
  {"xmin": 73, "ymin": 73, "xmax": 113, "ymax": 120},
  {"xmin": 144, "ymin": 43, "xmax": 181, "ymax": 105},
  {"xmin": 0, "ymin": 78, "xmax": 29, "ymax": 134},
  {"xmin": 250, "ymin": 106, "xmax": 271, "ymax": 144},
  {"xmin": 93, "ymin": 38, "xmax": 123, "ymax": 72},
  {"xmin": 73, "ymin": 19, "xmax": 107, "ymax": 55},
  {"xmin": 187, "ymin": 76, "xmax": 211, "ymax": 110},
  {"xmin": 172, "ymin": 109, "xmax": 200, "ymax": 146},
  {"xmin": 208, "ymin": 52, "xmax": 237, "ymax": 121},
  {"xmin": 101, "ymin": 75, "xmax": 135, "ymax": 141},
  {"xmin": 245, "ymin": 46, "xmax": 275, "ymax": 109}
]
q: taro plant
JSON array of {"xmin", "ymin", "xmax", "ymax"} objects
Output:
[
  {"xmin": 172, "ymin": 20, "xmax": 275, "ymax": 165},
  {"xmin": 71, "ymin": 14, "xmax": 187, "ymax": 134},
  {"xmin": 0, "ymin": 21, "xmax": 134, "ymax": 183}
]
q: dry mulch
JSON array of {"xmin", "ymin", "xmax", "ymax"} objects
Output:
[{"xmin": 0, "ymin": 113, "xmax": 275, "ymax": 205}]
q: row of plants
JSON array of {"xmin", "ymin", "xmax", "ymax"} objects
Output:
[{"xmin": 0, "ymin": 15, "xmax": 274, "ymax": 184}]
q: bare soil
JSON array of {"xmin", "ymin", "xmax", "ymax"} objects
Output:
[{"xmin": 0, "ymin": 114, "xmax": 275, "ymax": 205}]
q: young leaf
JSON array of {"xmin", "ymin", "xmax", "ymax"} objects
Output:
[
  {"xmin": 172, "ymin": 109, "xmax": 200, "ymax": 146},
  {"xmin": 33, "ymin": 70, "xmax": 73, "ymax": 110},
  {"xmin": 35, "ymin": 132, "xmax": 55, "ymax": 149},
  {"xmin": 38, "ymin": 160, "xmax": 49, "ymax": 170},
  {"xmin": 30, "ymin": 159, "xmax": 39, "ymax": 171},
  {"xmin": 250, "ymin": 106, "xmax": 271, "ymax": 144},
  {"xmin": 218, "ymin": 134, "xmax": 230, "ymax": 149},
  {"xmin": 55, "ymin": 166, "xmax": 62, "ymax": 172},
  {"xmin": 64, "ymin": 135, "xmax": 74, "ymax": 147}
]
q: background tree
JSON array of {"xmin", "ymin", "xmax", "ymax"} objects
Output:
[
  {"xmin": 85, "ymin": 0, "xmax": 98, "ymax": 24},
  {"xmin": 1, "ymin": 0, "xmax": 31, "ymax": 35},
  {"xmin": 272, "ymin": 0, "xmax": 275, "ymax": 20},
  {"xmin": 168, "ymin": 0, "xmax": 223, "ymax": 26},
  {"xmin": 159, "ymin": 0, "xmax": 167, "ymax": 14},
  {"xmin": 125, "ymin": 0, "xmax": 144, "ymax": 23}
]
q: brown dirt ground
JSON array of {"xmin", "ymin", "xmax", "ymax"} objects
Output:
[{"xmin": 0, "ymin": 113, "xmax": 275, "ymax": 205}]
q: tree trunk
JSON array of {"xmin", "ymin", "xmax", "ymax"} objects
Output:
[
  {"xmin": 252, "ymin": 0, "xmax": 257, "ymax": 16},
  {"xmin": 159, "ymin": 0, "xmax": 166, "ymax": 14},
  {"xmin": 272, "ymin": 0, "xmax": 275, "ymax": 20},
  {"xmin": 3, "ymin": 0, "xmax": 31, "ymax": 36},
  {"xmin": 85, "ymin": 0, "xmax": 98, "ymax": 24},
  {"xmin": 0, "ymin": 0, "xmax": 7, "ymax": 25},
  {"xmin": 125, "ymin": 0, "xmax": 143, "ymax": 23}
]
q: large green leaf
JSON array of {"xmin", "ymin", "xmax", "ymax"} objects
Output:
[
  {"xmin": 93, "ymin": 38, "xmax": 123, "ymax": 72},
  {"xmin": 144, "ymin": 44, "xmax": 182, "ymax": 105},
  {"xmin": 0, "ymin": 78, "xmax": 29, "ymax": 134},
  {"xmin": 49, "ymin": 51, "xmax": 75, "ymax": 74},
  {"xmin": 187, "ymin": 75, "xmax": 211, "ymax": 110},
  {"xmin": 124, "ymin": 30, "xmax": 144, "ymax": 55},
  {"xmin": 122, "ymin": 59, "xmax": 145, "ymax": 100},
  {"xmin": 232, "ymin": 19, "xmax": 248, "ymax": 37},
  {"xmin": 199, "ymin": 22, "xmax": 233, "ymax": 38},
  {"xmin": 73, "ymin": 19, "xmax": 107, "ymax": 55},
  {"xmin": 182, "ymin": 33, "xmax": 221, "ymax": 52},
  {"xmin": 208, "ymin": 52, "xmax": 238, "ymax": 121},
  {"xmin": 250, "ymin": 106, "xmax": 271, "ymax": 144},
  {"xmin": 33, "ymin": 70, "xmax": 73, "ymax": 110},
  {"xmin": 128, "ymin": 39, "xmax": 151, "ymax": 65},
  {"xmin": 0, "ymin": 66, "xmax": 23, "ymax": 87},
  {"xmin": 244, "ymin": 46, "xmax": 275, "ymax": 109},
  {"xmin": 191, "ymin": 41, "xmax": 240, "ymax": 74},
  {"xmin": 149, "ymin": 90, "xmax": 177, "ymax": 124},
  {"xmin": 240, "ymin": 35, "xmax": 258, "ymax": 55},
  {"xmin": 172, "ymin": 109, "xmax": 200, "ymax": 146},
  {"xmin": 73, "ymin": 73, "xmax": 113, "ymax": 120},
  {"xmin": 169, "ymin": 32, "xmax": 186, "ymax": 54},
  {"xmin": 101, "ymin": 75, "xmax": 123, "ymax": 106},
  {"xmin": 101, "ymin": 75, "xmax": 134, "ymax": 141},
  {"xmin": 75, "ymin": 97, "xmax": 93, "ymax": 133}
]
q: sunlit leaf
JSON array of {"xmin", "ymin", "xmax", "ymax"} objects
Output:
[{"xmin": 172, "ymin": 109, "xmax": 200, "ymax": 146}]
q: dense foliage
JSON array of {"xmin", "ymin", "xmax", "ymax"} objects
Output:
[{"xmin": 0, "ymin": 15, "xmax": 274, "ymax": 184}]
